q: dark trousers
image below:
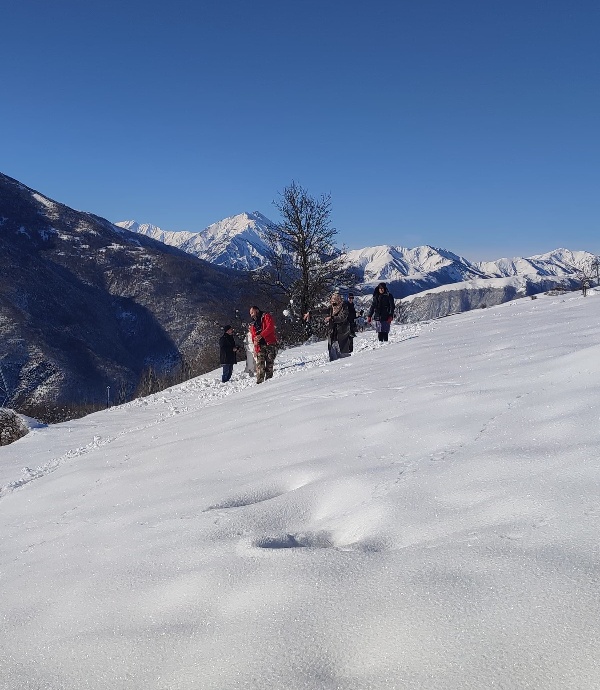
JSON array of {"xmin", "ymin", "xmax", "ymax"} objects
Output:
[
  {"xmin": 376, "ymin": 320, "xmax": 390, "ymax": 342},
  {"xmin": 222, "ymin": 364, "xmax": 234, "ymax": 382},
  {"xmin": 256, "ymin": 344, "xmax": 277, "ymax": 383}
]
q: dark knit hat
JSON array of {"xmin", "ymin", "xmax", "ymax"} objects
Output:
[{"xmin": 223, "ymin": 324, "xmax": 232, "ymax": 332}]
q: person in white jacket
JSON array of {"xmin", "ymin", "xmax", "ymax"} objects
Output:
[{"xmin": 244, "ymin": 326, "xmax": 256, "ymax": 376}]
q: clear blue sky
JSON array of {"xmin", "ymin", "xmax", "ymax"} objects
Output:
[{"xmin": 2, "ymin": 0, "xmax": 599, "ymax": 260}]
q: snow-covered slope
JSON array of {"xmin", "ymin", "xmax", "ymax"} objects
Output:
[
  {"xmin": 1, "ymin": 291, "xmax": 600, "ymax": 689},
  {"xmin": 400, "ymin": 274, "xmax": 578, "ymax": 321}
]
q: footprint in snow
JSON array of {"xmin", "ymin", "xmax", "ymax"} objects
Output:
[
  {"xmin": 253, "ymin": 531, "xmax": 386, "ymax": 552},
  {"xmin": 204, "ymin": 488, "xmax": 284, "ymax": 511}
]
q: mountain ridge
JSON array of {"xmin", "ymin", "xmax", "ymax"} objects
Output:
[
  {"xmin": 0, "ymin": 172, "xmax": 254, "ymax": 413},
  {"xmin": 117, "ymin": 215, "xmax": 595, "ymax": 297},
  {"xmin": 116, "ymin": 212, "xmax": 277, "ymax": 271}
]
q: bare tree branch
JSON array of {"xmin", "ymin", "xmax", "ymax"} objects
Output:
[
  {"xmin": 564, "ymin": 256, "xmax": 599, "ymax": 296},
  {"xmin": 264, "ymin": 181, "xmax": 356, "ymax": 320}
]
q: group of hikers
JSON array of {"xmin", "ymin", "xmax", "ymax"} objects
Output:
[{"xmin": 219, "ymin": 282, "xmax": 396, "ymax": 384}]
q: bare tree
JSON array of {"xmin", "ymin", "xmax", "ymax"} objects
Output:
[
  {"xmin": 253, "ymin": 182, "xmax": 355, "ymax": 322},
  {"xmin": 591, "ymin": 257, "xmax": 600, "ymax": 286},
  {"xmin": 567, "ymin": 257, "xmax": 597, "ymax": 296}
]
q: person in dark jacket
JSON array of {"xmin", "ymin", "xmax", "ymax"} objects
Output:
[
  {"xmin": 368, "ymin": 282, "xmax": 395, "ymax": 342},
  {"xmin": 303, "ymin": 292, "xmax": 352, "ymax": 361},
  {"xmin": 219, "ymin": 325, "xmax": 238, "ymax": 383},
  {"xmin": 347, "ymin": 293, "xmax": 357, "ymax": 335}
]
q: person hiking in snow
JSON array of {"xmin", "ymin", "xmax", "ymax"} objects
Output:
[
  {"xmin": 244, "ymin": 325, "xmax": 256, "ymax": 376},
  {"xmin": 249, "ymin": 306, "xmax": 278, "ymax": 384},
  {"xmin": 356, "ymin": 309, "xmax": 366, "ymax": 332},
  {"xmin": 303, "ymin": 292, "xmax": 352, "ymax": 361},
  {"xmin": 219, "ymin": 325, "xmax": 239, "ymax": 383},
  {"xmin": 368, "ymin": 282, "xmax": 395, "ymax": 342},
  {"xmin": 347, "ymin": 293, "xmax": 357, "ymax": 335}
]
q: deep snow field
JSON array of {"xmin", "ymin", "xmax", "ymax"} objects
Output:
[{"xmin": 1, "ymin": 291, "xmax": 599, "ymax": 690}]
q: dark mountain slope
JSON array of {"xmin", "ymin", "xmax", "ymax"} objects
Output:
[{"xmin": 0, "ymin": 172, "xmax": 251, "ymax": 410}]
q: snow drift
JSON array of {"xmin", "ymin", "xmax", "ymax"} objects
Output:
[{"xmin": 1, "ymin": 291, "xmax": 599, "ymax": 689}]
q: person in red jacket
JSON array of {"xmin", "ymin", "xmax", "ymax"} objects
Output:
[{"xmin": 249, "ymin": 305, "xmax": 278, "ymax": 383}]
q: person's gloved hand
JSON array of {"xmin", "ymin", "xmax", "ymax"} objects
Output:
[{"xmin": 387, "ymin": 316, "xmax": 393, "ymax": 323}]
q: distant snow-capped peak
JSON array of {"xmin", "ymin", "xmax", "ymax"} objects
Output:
[
  {"xmin": 115, "ymin": 212, "xmax": 278, "ymax": 271},
  {"xmin": 115, "ymin": 220, "xmax": 159, "ymax": 234},
  {"xmin": 475, "ymin": 248, "xmax": 594, "ymax": 278},
  {"xmin": 343, "ymin": 244, "xmax": 486, "ymax": 285}
]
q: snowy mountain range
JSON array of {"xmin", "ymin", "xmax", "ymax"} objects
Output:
[
  {"xmin": 116, "ymin": 212, "xmax": 277, "ymax": 271},
  {"xmin": 116, "ymin": 214, "xmax": 595, "ymax": 298}
]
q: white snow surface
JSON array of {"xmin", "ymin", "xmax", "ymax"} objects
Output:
[
  {"xmin": 401, "ymin": 275, "xmax": 572, "ymax": 301},
  {"xmin": 2, "ymin": 293, "xmax": 600, "ymax": 689},
  {"xmin": 31, "ymin": 192, "xmax": 58, "ymax": 214}
]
